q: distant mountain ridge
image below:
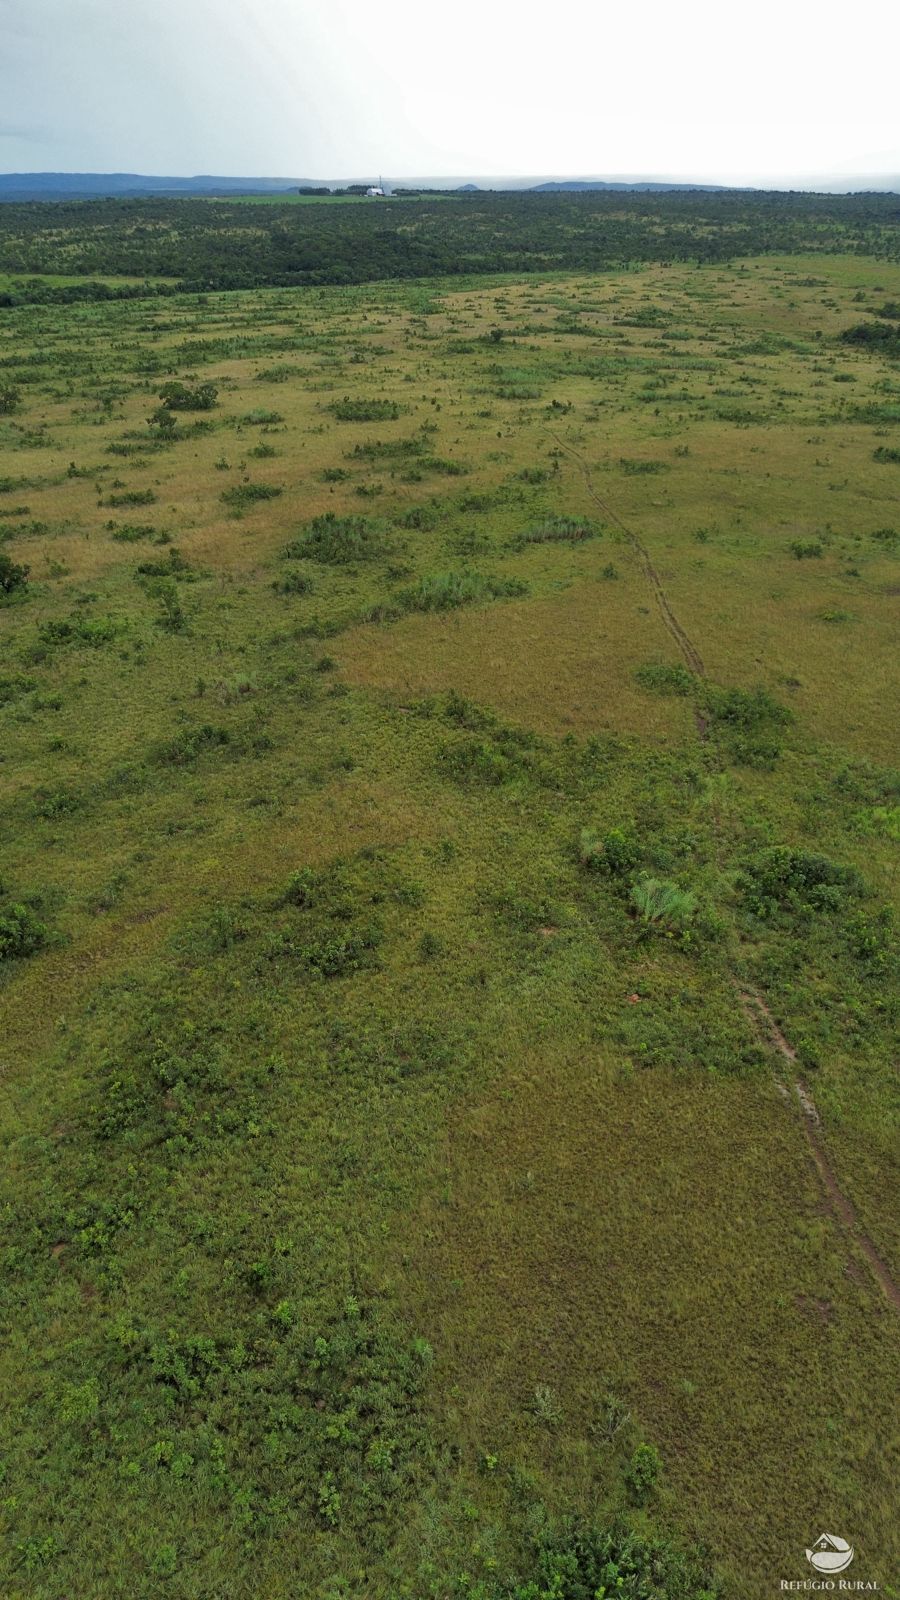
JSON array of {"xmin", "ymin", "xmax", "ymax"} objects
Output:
[
  {"xmin": 0, "ymin": 173, "xmax": 308, "ymax": 200},
  {"xmin": 0, "ymin": 171, "xmax": 897, "ymax": 201},
  {"xmin": 529, "ymin": 179, "xmax": 727, "ymax": 192}
]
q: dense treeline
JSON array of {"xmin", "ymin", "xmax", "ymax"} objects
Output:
[{"xmin": 0, "ymin": 189, "xmax": 898, "ymax": 302}]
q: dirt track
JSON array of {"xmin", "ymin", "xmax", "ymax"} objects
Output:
[{"xmin": 551, "ymin": 429, "xmax": 899, "ymax": 1314}]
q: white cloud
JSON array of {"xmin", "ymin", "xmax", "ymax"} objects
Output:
[{"xmin": 0, "ymin": 0, "xmax": 898, "ymax": 183}]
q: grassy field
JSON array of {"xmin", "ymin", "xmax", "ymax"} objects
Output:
[{"xmin": 1, "ymin": 253, "xmax": 898, "ymax": 1599}]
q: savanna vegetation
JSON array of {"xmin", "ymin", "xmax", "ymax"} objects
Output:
[
  {"xmin": 0, "ymin": 228, "xmax": 898, "ymax": 1600},
  {"xmin": 0, "ymin": 188, "xmax": 899, "ymax": 303}
]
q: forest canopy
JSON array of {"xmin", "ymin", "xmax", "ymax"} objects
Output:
[{"xmin": 0, "ymin": 189, "xmax": 899, "ymax": 303}]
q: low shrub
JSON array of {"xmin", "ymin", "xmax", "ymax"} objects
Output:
[
  {"xmin": 283, "ymin": 513, "xmax": 392, "ymax": 565},
  {"xmin": 517, "ymin": 515, "xmax": 601, "ymax": 546},
  {"xmin": 625, "ymin": 1442, "xmax": 662, "ymax": 1502},
  {"xmin": 136, "ymin": 547, "xmax": 192, "ymax": 579},
  {"xmin": 148, "ymin": 577, "xmax": 188, "ymax": 632},
  {"xmin": 0, "ymin": 900, "xmax": 48, "ymax": 961},
  {"xmin": 158, "ymin": 381, "xmax": 218, "ymax": 411},
  {"xmin": 0, "ymin": 673, "xmax": 37, "ymax": 706},
  {"xmin": 619, "ymin": 457, "xmax": 669, "ymax": 474},
  {"xmin": 330, "ymin": 398, "xmax": 402, "ymax": 421},
  {"xmin": 509, "ymin": 1518, "xmax": 720, "ymax": 1600},
  {"xmin": 152, "ymin": 724, "xmax": 231, "ymax": 766},
  {"xmin": 220, "ymin": 482, "xmax": 283, "ymax": 515},
  {"xmin": 396, "ymin": 571, "xmax": 526, "ymax": 614},
  {"xmin": 635, "ymin": 661, "xmax": 695, "ymax": 696},
  {"xmin": 0, "ymin": 551, "xmax": 29, "ymax": 594},
  {"xmin": 439, "ymin": 734, "xmax": 542, "ymax": 788},
  {"xmin": 105, "ymin": 489, "xmax": 157, "ymax": 507},
  {"xmin": 578, "ymin": 827, "xmax": 641, "ymax": 875},
  {"xmin": 703, "ymin": 683, "xmax": 792, "ymax": 767},
  {"xmin": 740, "ymin": 847, "xmax": 866, "ymax": 920},
  {"xmin": 398, "ymin": 503, "xmax": 439, "ymax": 530},
  {"xmin": 38, "ymin": 615, "xmax": 125, "ymax": 649},
  {"xmin": 273, "ymin": 568, "xmax": 314, "ymax": 595}
]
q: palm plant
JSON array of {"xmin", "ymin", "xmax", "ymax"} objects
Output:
[{"xmin": 630, "ymin": 876, "xmax": 697, "ymax": 929}]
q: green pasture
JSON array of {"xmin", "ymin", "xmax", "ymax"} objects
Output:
[{"xmin": 0, "ymin": 252, "xmax": 898, "ymax": 1599}]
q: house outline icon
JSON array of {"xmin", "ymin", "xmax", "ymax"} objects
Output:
[{"xmin": 806, "ymin": 1534, "xmax": 854, "ymax": 1574}]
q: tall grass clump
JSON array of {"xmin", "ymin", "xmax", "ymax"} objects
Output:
[{"xmin": 283, "ymin": 513, "xmax": 392, "ymax": 565}]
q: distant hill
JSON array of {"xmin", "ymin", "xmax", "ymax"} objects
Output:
[
  {"xmin": 0, "ymin": 173, "xmax": 311, "ymax": 200},
  {"xmin": 530, "ymin": 179, "xmax": 729, "ymax": 192}
]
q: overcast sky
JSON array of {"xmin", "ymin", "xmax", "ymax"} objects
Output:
[{"xmin": 2, "ymin": 0, "xmax": 899, "ymax": 186}]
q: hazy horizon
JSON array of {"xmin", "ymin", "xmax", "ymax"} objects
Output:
[
  {"xmin": 2, "ymin": 170, "xmax": 900, "ymax": 195},
  {"xmin": 3, "ymin": 0, "xmax": 899, "ymax": 188}
]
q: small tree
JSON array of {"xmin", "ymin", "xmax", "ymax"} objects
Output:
[
  {"xmin": 0, "ymin": 552, "xmax": 29, "ymax": 595},
  {"xmin": 0, "ymin": 902, "xmax": 48, "ymax": 961},
  {"xmin": 158, "ymin": 381, "xmax": 218, "ymax": 412},
  {"xmin": 625, "ymin": 1442, "xmax": 661, "ymax": 1502},
  {"xmin": 148, "ymin": 405, "xmax": 179, "ymax": 436}
]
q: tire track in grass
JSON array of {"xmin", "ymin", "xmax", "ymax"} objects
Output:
[
  {"xmin": 547, "ymin": 430, "xmax": 705, "ymax": 678},
  {"xmin": 548, "ymin": 430, "xmax": 899, "ymax": 1312},
  {"xmin": 739, "ymin": 988, "xmax": 900, "ymax": 1312}
]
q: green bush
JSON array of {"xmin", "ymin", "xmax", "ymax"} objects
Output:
[
  {"xmin": 619, "ymin": 457, "xmax": 669, "ymax": 474},
  {"xmin": 255, "ymin": 364, "xmax": 302, "ymax": 382},
  {"xmin": 740, "ymin": 847, "xmax": 865, "ymax": 921},
  {"xmin": 105, "ymin": 488, "xmax": 157, "ymax": 507},
  {"xmin": 220, "ymin": 482, "xmax": 283, "ymax": 514},
  {"xmin": 136, "ymin": 547, "xmax": 192, "ymax": 579},
  {"xmin": 152, "ymin": 724, "xmax": 231, "ymax": 766},
  {"xmin": 397, "ymin": 571, "xmax": 526, "ymax": 614},
  {"xmin": 625, "ymin": 1442, "xmax": 662, "ymax": 1502},
  {"xmin": 517, "ymin": 515, "xmax": 601, "ymax": 546},
  {"xmin": 108, "ymin": 521, "xmax": 158, "ymax": 542},
  {"xmin": 149, "ymin": 577, "xmax": 188, "ymax": 632},
  {"xmin": 579, "ymin": 827, "xmax": 640, "ymax": 875},
  {"xmin": 703, "ymin": 683, "xmax": 792, "ymax": 768},
  {"xmin": 635, "ymin": 661, "xmax": 695, "ymax": 696},
  {"xmin": 0, "ymin": 551, "xmax": 29, "ymax": 594},
  {"xmin": 283, "ymin": 513, "xmax": 392, "ymax": 565},
  {"xmin": 158, "ymin": 381, "xmax": 218, "ymax": 411},
  {"xmin": 0, "ymin": 901, "xmax": 48, "ymax": 961},
  {"xmin": 440, "ymin": 737, "xmax": 530, "ymax": 787},
  {"xmin": 330, "ymin": 398, "xmax": 402, "ymax": 422},
  {"xmin": 399, "ymin": 503, "xmax": 440, "ymax": 530},
  {"xmin": 273, "ymin": 568, "xmax": 314, "ymax": 595},
  {"xmin": 0, "ymin": 673, "xmax": 37, "ymax": 706},
  {"xmin": 840, "ymin": 321, "xmax": 900, "ymax": 354},
  {"xmin": 508, "ymin": 1517, "xmax": 719, "ymax": 1600},
  {"xmin": 269, "ymin": 854, "xmax": 408, "ymax": 976},
  {"xmin": 38, "ymin": 615, "xmax": 125, "ymax": 650}
]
